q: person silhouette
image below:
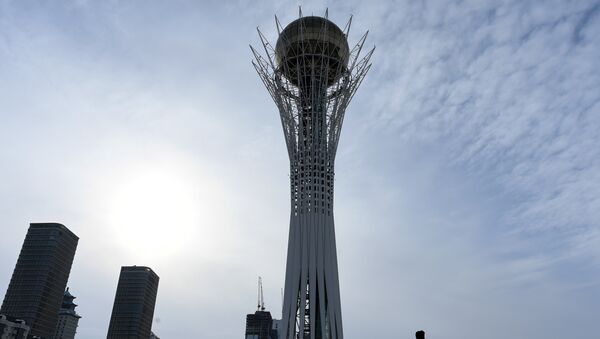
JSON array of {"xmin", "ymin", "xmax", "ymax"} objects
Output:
[{"xmin": 416, "ymin": 330, "xmax": 425, "ymax": 339}]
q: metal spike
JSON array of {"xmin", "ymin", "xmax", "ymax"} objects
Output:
[
  {"xmin": 275, "ymin": 15, "xmax": 283, "ymax": 35},
  {"xmin": 344, "ymin": 15, "xmax": 353, "ymax": 36}
]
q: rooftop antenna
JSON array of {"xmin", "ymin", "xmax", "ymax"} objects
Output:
[
  {"xmin": 257, "ymin": 276, "xmax": 261, "ymax": 310},
  {"xmin": 261, "ymin": 279, "xmax": 265, "ymax": 311},
  {"xmin": 257, "ymin": 276, "xmax": 265, "ymax": 311}
]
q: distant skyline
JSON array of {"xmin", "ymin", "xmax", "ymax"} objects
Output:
[{"xmin": 0, "ymin": 1, "xmax": 599, "ymax": 339}]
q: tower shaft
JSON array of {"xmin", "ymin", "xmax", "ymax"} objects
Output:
[
  {"xmin": 252, "ymin": 12, "xmax": 373, "ymax": 339},
  {"xmin": 283, "ymin": 95, "xmax": 339, "ymax": 339}
]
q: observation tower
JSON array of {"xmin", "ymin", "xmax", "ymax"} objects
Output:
[{"xmin": 251, "ymin": 9, "xmax": 373, "ymax": 339}]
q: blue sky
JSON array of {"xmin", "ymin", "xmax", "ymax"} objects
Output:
[{"xmin": 1, "ymin": 0, "xmax": 599, "ymax": 338}]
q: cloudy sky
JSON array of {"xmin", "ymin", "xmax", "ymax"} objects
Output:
[{"xmin": 1, "ymin": 0, "xmax": 599, "ymax": 338}]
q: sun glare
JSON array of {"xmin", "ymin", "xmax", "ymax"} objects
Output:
[{"xmin": 108, "ymin": 167, "xmax": 201, "ymax": 259}]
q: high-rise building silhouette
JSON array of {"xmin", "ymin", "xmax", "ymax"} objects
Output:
[
  {"xmin": 0, "ymin": 223, "xmax": 79, "ymax": 339},
  {"xmin": 106, "ymin": 266, "xmax": 159, "ymax": 339},
  {"xmin": 53, "ymin": 288, "xmax": 81, "ymax": 339},
  {"xmin": 245, "ymin": 310, "xmax": 278, "ymax": 339},
  {"xmin": 252, "ymin": 10, "xmax": 373, "ymax": 339}
]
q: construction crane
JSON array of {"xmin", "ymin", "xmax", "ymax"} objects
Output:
[{"xmin": 257, "ymin": 276, "xmax": 265, "ymax": 311}]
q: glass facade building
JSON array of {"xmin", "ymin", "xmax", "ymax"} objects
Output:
[
  {"xmin": 0, "ymin": 223, "xmax": 79, "ymax": 339},
  {"xmin": 106, "ymin": 266, "xmax": 159, "ymax": 339}
]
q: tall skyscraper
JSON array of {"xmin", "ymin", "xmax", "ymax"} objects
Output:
[
  {"xmin": 1, "ymin": 223, "xmax": 79, "ymax": 339},
  {"xmin": 252, "ymin": 10, "xmax": 373, "ymax": 339},
  {"xmin": 53, "ymin": 288, "xmax": 81, "ymax": 339},
  {"xmin": 106, "ymin": 266, "xmax": 159, "ymax": 339}
]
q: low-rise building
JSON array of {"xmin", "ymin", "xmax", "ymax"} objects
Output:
[
  {"xmin": 271, "ymin": 319, "xmax": 282, "ymax": 339},
  {"xmin": 0, "ymin": 314, "xmax": 30, "ymax": 339}
]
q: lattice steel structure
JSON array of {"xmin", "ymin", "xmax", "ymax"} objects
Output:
[{"xmin": 251, "ymin": 9, "xmax": 373, "ymax": 339}]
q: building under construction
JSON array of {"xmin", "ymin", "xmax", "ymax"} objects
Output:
[
  {"xmin": 245, "ymin": 277, "xmax": 279, "ymax": 339},
  {"xmin": 245, "ymin": 310, "xmax": 278, "ymax": 339}
]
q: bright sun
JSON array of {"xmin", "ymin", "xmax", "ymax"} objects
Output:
[{"xmin": 108, "ymin": 167, "xmax": 201, "ymax": 259}]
